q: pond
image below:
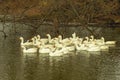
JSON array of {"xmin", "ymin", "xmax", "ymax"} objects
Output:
[{"xmin": 0, "ymin": 26, "xmax": 120, "ymax": 80}]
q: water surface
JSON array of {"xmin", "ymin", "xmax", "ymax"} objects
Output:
[{"xmin": 0, "ymin": 27, "xmax": 120, "ymax": 80}]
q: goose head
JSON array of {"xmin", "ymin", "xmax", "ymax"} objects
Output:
[
  {"xmin": 46, "ymin": 34, "xmax": 51, "ymax": 39},
  {"xmin": 37, "ymin": 35, "xmax": 40, "ymax": 39},
  {"xmin": 78, "ymin": 38, "xmax": 83, "ymax": 43},
  {"xmin": 72, "ymin": 32, "xmax": 76, "ymax": 39},
  {"xmin": 85, "ymin": 37, "xmax": 89, "ymax": 40},
  {"xmin": 34, "ymin": 36, "xmax": 37, "ymax": 40},
  {"xmin": 19, "ymin": 37, "xmax": 24, "ymax": 44},
  {"xmin": 31, "ymin": 38, "xmax": 35, "ymax": 44},
  {"xmin": 58, "ymin": 35, "xmax": 62, "ymax": 41},
  {"xmin": 19, "ymin": 37, "xmax": 23, "ymax": 40},
  {"xmin": 46, "ymin": 34, "xmax": 50, "ymax": 36},
  {"xmin": 90, "ymin": 35, "xmax": 94, "ymax": 40},
  {"xmin": 101, "ymin": 37, "xmax": 105, "ymax": 41}
]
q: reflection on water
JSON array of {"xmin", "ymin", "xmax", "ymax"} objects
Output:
[{"xmin": 0, "ymin": 27, "xmax": 120, "ymax": 80}]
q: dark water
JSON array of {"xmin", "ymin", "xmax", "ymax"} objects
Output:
[{"xmin": 0, "ymin": 27, "xmax": 120, "ymax": 80}]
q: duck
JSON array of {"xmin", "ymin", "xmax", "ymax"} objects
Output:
[{"xmin": 21, "ymin": 46, "xmax": 38, "ymax": 53}]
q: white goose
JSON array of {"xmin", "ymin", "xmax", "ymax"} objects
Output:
[
  {"xmin": 86, "ymin": 41, "xmax": 101, "ymax": 52},
  {"xmin": 21, "ymin": 46, "xmax": 38, "ymax": 53},
  {"xmin": 38, "ymin": 43, "xmax": 55, "ymax": 54},
  {"xmin": 99, "ymin": 45, "xmax": 109, "ymax": 51},
  {"xmin": 87, "ymin": 45, "xmax": 101, "ymax": 52},
  {"xmin": 72, "ymin": 32, "xmax": 77, "ymax": 39},
  {"xmin": 54, "ymin": 40, "xmax": 63, "ymax": 48},
  {"xmin": 33, "ymin": 37, "xmax": 41, "ymax": 46},
  {"xmin": 46, "ymin": 34, "xmax": 53, "ymax": 43},
  {"xmin": 74, "ymin": 42, "xmax": 87, "ymax": 51},
  {"xmin": 94, "ymin": 37, "xmax": 105, "ymax": 46},
  {"xmin": 90, "ymin": 35, "xmax": 94, "ymax": 41},
  {"xmin": 83, "ymin": 37, "xmax": 89, "ymax": 44},
  {"xmin": 37, "ymin": 35, "xmax": 48, "ymax": 43},
  {"xmin": 39, "ymin": 47, "xmax": 53, "ymax": 54},
  {"xmin": 66, "ymin": 46, "xmax": 75, "ymax": 52},
  {"xmin": 105, "ymin": 41, "xmax": 116, "ymax": 45},
  {"xmin": 58, "ymin": 35, "xmax": 72, "ymax": 46},
  {"xmin": 49, "ymin": 48, "xmax": 63, "ymax": 56},
  {"xmin": 19, "ymin": 37, "xmax": 34, "ymax": 46},
  {"xmin": 49, "ymin": 47, "xmax": 68, "ymax": 56},
  {"xmin": 96, "ymin": 37, "xmax": 116, "ymax": 45},
  {"xmin": 102, "ymin": 37, "xmax": 116, "ymax": 45}
]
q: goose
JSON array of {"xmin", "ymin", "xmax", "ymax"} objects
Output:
[
  {"xmin": 39, "ymin": 47, "xmax": 53, "ymax": 54},
  {"xmin": 38, "ymin": 43, "xmax": 55, "ymax": 54},
  {"xmin": 85, "ymin": 41, "xmax": 101, "ymax": 51},
  {"xmin": 87, "ymin": 45, "xmax": 101, "ymax": 52},
  {"xmin": 49, "ymin": 47, "xmax": 68, "ymax": 56},
  {"xmin": 49, "ymin": 51, "xmax": 63, "ymax": 56},
  {"xmin": 54, "ymin": 41, "xmax": 63, "ymax": 48},
  {"xmin": 100, "ymin": 37, "xmax": 116, "ymax": 45},
  {"xmin": 19, "ymin": 37, "xmax": 34, "ymax": 46},
  {"xmin": 99, "ymin": 45, "xmax": 109, "ymax": 51},
  {"xmin": 46, "ymin": 34, "xmax": 54, "ymax": 44},
  {"xmin": 77, "ymin": 38, "xmax": 84, "ymax": 46},
  {"xmin": 37, "ymin": 35, "xmax": 48, "ymax": 43},
  {"xmin": 36, "ymin": 35, "xmax": 41, "ymax": 41},
  {"xmin": 95, "ymin": 37, "xmax": 104, "ymax": 41},
  {"xmin": 66, "ymin": 46, "xmax": 75, "ymax": 52},
  {"xmin": 90, "ymin": 35, "xmax": 94, "ymax": 41},
  {"xmin": 33, "ymin": 37, "xmax": 41, "ymax": 46},
  {"xmin": 58, "ymin": 35, "xmax": 70, "ymax": 42},
  {"xmin": 21, "ymin": 46, "xmax": 38, "ymax": 53},
  {"xmin": 105, "ymin": 41, "xmax": 116, "ymax": 45},
  {"xmin": 74, "ymin": 42, "xmax": 87, "ymax": 51},
  {"xmin": 58, "ymin": 35, "xmax": 72, "ymax": 46},
  {"xmin": 60, "ymin": 46, "xmax": 70, "ymax": 54},
  {"xmin": 83, "ymin": 37, "xmax": 89, "ymax": 44},
  {"xmin": 94, "ymin": 37, "xmax": 105, "ymax": 46},
  {"xmin": 72, "ymin": 32, "xmax": 77, "ymax": 39}
]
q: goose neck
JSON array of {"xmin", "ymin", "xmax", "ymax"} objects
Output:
[
  {"xmin": 37, "ymin": 35, "xmax": 40, "ymax": 40},
  {"xmin": 47, "ymin": 35, "xmax": 51, "ymax": 42},
  {"xmin": 58, "ymin": 35, "xmax": 62, "ymax": 42},
  {"xmin": 31, "ymin": 38, "xmax": 35, "ymax": 44},
  {"xmin": 20, "ymin": 37, "xmax": 24, "ymax": 45},
  {"xmin": 101, "ymin": 37, "xmax": 105, "ymax": 43}
]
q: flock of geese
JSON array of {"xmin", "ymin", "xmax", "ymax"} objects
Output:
[{"xmin": 20, "ymin": 33, "xmax": 116, "ymax": 56}]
